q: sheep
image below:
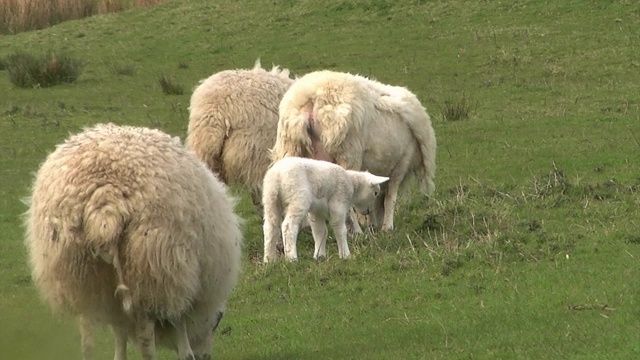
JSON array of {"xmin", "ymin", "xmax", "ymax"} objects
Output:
[
  {"xmin": 24, "ymin": 123, "xmax": 243, "ymax": 360},
  {"xmin": 271, "ymin": 70, "xmax": 437, "ymax": 232},
  {"xmin": 262, "ymin": 157, "xmax": 388, "ymax": 262},
  {"xmin": 186, "ymin": 59, "xmax": 294, "ymax": 214}
]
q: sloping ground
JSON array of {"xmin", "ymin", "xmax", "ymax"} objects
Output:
[
  {"xmin": 0, "ymin": 1, "xmax": 638, "ymax": 359},
  {"xmin": 0, "ymin": 0, "xmax": 165, "ymax": 34}
]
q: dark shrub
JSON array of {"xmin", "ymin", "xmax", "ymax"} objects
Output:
[{"xmin": 6, "ymin": 51, "xmax": 84, "ymax": 88}]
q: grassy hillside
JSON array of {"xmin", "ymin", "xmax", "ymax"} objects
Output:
[{"xmin": 1, "ymin": 0, "xmax": 639, "ymax": 359}]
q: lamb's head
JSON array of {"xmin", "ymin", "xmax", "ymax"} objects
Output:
[{"xmin": 349, "ymin": 171, "xmax": 389, "ymax": 215}]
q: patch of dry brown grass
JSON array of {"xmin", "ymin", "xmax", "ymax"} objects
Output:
[{"xmin": 0, "ymin": 0, "xmax": 165, "ymax": 34}]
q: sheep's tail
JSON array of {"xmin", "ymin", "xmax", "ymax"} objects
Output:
[
  {"xmin": 308, "ymin": 74, "xmax": 366, "ymax": 154},
  {"xmin": 185, "ymin": 111, "xmax": 230, "ymax": 183},
  {"xmin": 113, "ymin": 254, "xmax": 132, "ymax": 315},
  {"xmin": 272, "ymin": 74, "xmax": 363, "ymax": 163},
  {"xmin": 83, "ymin": 184, "xmax": 133, "ymax": 315},
  {"xmin": 270, "ymin": 102, "xmax": 314, "ymax": 163},
  {"xmin": 375, "ymin": 91, "xmax": 437, "ymax": 196}
]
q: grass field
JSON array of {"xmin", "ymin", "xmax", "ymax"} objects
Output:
[{"xmin": 1, "ymin": 0, "xmax": 639, "ymax": 359}]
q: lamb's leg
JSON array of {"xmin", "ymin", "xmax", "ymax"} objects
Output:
[
  {"xmin": 174, "ymin": 318, "xmax": 195, "ymax": 360},
  {"xmin": 330, "ymin": 213, "xmax": 351, "ymax": 259},
  {"xmin": 308, "ymin": 213, "xmax": 328, "ymax": 260},
  {"xmin": 253, "ymin": 190, "xmax": 286, "ymax": 255},
  {"xmin": 134, "ymin": 315, "xmax": 156, "ymax": 360},
  {"xmin": 79, "ymin": 315, "xmax": 96, "ymax": 360},
  {"xmin": 112, "ymin": 325, "xmax": 128, "ymax": 360},
  {"xmin": 334, "ymin": 155, "xmax": 364, "ymax": 235},
  {"xmin": 263, "ymin": 204, "xmax": 282, "ymax": 263},
  {"xmin": 282, "ymin": 202, "xmax": 312, "ymax": 261},
  {"xmin": 282, "ymin": 213, "xmax": 303, "ymax": 261},
  {"xmin": 250, "ymin": 190, "xmax": 264, "ymax": 219}
]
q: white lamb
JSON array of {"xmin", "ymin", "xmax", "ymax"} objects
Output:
[
  {"xmin": 271, "ymin": 70, "xmax": 437, "ymax": 232},
  {"xmin": 262, "ymin": 157, "xmax": 388, "ymax": 262},
  {"xmin": 187, "ymin": 59, "xmax": 293, "ymax": 214},
  {"xmin": 24, "ymin": 123, "xmax": 243, "ymax": 360}
]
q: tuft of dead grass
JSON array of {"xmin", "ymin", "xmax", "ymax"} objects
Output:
[
  {"xmin": 158, "ymin": 74, "xmax": 184, "ymax": 95},
  {"xmin": 0, "ymin": 0, "xmax": 166, "ymax": 34},
  {"xmin": 440, "ymin": 93, "xmax": 472, "ymax": 121}
]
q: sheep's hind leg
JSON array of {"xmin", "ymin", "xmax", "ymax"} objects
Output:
[
  {"xmin": 382, "ymin": 177, "xmax": 403, "ymax": 232},
  {"xmin": 365, "ymin": 191, "xmax": 385, "ymax": 232},
  {"xmin": 112, "ymin": 325, "xmax": 129, "ymax": 360},
  {"xmin": 79, "ymin": 315, "xmax": 97, "ymax": 360},
  {"xmin": 174, "ymin": 318, "xmax": 195, "ymax": 360},
  {"xmin": 250, "ymin": 190, "xmax": 264, "ymax": 219},
  {"xmin": 346, "ymin": 208, "xmax": 363, "ymax": 234},
  {"xmin": 134, "ymin": 315, "xmax": 156, "ymax": 360}
]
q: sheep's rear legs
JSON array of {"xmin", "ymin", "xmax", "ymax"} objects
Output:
[
  {"xmin": 79, "ymin": 316, "xmax": 97, "ymax": 360},
  {"xmin": 135, "ymin": 315, "xmax": 156, "ymax": 360},
  {"xmin": 381, "ymin": 179, "xmax": 401, "ymax": 231},
  {"xmin": 346, "ymin": 208, "xmax": 363, "ymax": 234},
  {"xmin": 174, "ymin": 318, "xmax": 195, "ymax": 360},
  {"xmin": 112, "ymin": 325, "xmax": 128, "ymax": 360}
]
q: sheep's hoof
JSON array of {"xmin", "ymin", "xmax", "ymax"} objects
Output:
[
  {"xmin": 315, "ymin": 255, "xmax": 327, "ymax": 262},
  {"xmin": 195, "ymin": 355, "xmax": 211, "ymax": 360}
]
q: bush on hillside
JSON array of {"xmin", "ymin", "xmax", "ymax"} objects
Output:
[{"xmin": 5, "ymin": 51, "xmax": 85, "ymax": 88}]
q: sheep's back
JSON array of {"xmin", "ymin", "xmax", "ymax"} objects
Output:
[{"xmin": 187, "ymin": 67, "xmax": 293, "ymax": 191}]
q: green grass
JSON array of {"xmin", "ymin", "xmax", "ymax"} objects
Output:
[{"xmin": 1, "ymin": 0, "xmax": 639, "ymax": 359}]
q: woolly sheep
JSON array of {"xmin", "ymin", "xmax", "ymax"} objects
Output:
[
  {"xmin": 24, "ymin": 123, "xmax": 243, "ymax": 360},
  {"xmin": 186, "ymin": 59, "xmax": 294, "ymax": 213},
  {"xmin": 262, "ymin": 157, "xmax": 388, "ymax": 262},
  {"xmin": 271, "ymin": 70, "xmax": 437, "ymax": 232}
]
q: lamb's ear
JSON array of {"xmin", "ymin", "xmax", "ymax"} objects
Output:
[{"xmin": 365, "ymin": 173, "xmax": 389, "ymax": 185}]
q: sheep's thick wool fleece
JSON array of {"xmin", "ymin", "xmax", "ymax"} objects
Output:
[{"xmin": 25, "ymin": 123, "xmax": 242, "ymax": 321}]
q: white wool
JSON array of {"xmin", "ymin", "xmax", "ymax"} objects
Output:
[
  {"xmin": 24, "ymin": 123, "xmax": 243, "ymax": 360},
  {"xmin": 262, "ymin": 157, "xmax": 388, "ymax": 262},
  {"xmin": 187, "ymin": 59, "xmax": 294, "ymax": 214},
  {"xmin": 271, "ymin": 70, "xmax": 436, "ymax": 231}
]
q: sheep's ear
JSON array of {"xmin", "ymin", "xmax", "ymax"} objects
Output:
[{"xmin": 365, "ymin": 173, "xmax": 389, "ymax": 185}]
